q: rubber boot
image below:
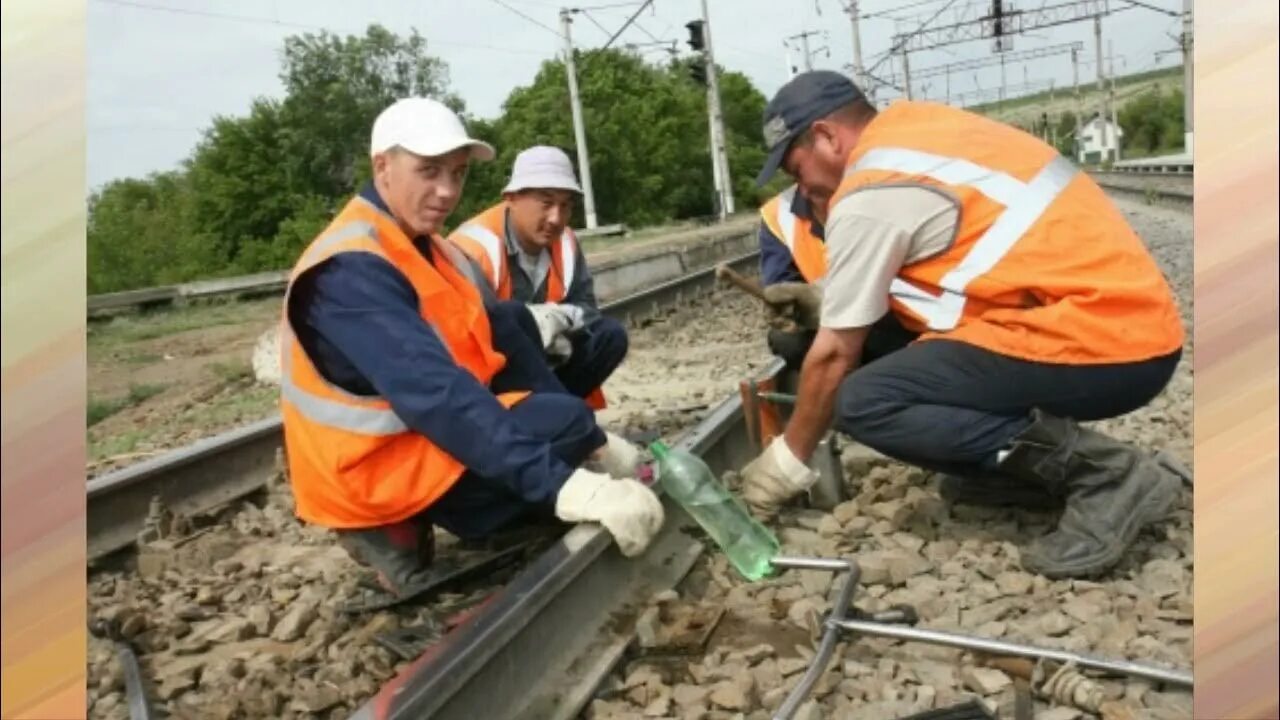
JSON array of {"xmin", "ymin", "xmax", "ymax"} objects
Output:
[
  {"xmin": 767, "ymin": 328, "xmax": 816, "ymax": 371},
  {"xmin": 997, "ymin": 409, "xmax": 1182, "ymax": 579},
  {"xmin": 335, "ymin": 515, "xmax": 437, "ymax": 597},
  {"xmin": 938, "ymin": 471, "xmax": 1064, "ymax": 512}
]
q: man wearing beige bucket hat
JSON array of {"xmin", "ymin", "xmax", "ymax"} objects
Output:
[
  {"xmin": 450, "ymin": 145, "xmax": 628, "ymax": 414},
  {"xmin": 277, "ymin": 100, "xmax": 662, "ymax": 600}
]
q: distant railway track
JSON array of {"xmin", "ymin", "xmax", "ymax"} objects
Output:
[
  {"xmin": 1091, "ymin": 169, "xmax": 1193, "ymax": 212},
  {"xmin": 87, "ymin": 219, "xmax": 756, "ymax": 317}
]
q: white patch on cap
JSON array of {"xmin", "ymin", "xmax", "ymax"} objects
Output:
[{"xmin": 763, "ymin": 115, "xmax": 790, "ymax": 147}]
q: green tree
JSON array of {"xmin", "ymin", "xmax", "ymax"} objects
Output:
[
  {"xmin": 275, "ymin": 24, "xmax": 463, "ymax": 200},
  {"xmin": 185, "ymin": 24, "xmax": 464, "ymax": 270},
  {"xmin": 476, "ymin": 49, "xmax": 714, "ymax": 228},
  {"xmin": 86, "ymin": 172, "xmax": 220, "ymax": 293},
  {"xmin": 88, "ymin": 27, "xmax": 780, "ymax": 293},
  {"xmin": 1054, "ymin": 111, "xmax": 1079, "ymax": 157},
  {"xmin": 1118, "ymin": 86, "xmax": 1185, "ymax": 156}
]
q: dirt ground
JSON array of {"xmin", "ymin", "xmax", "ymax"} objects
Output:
[{"xmin": 85, "ymin": 217, "xmax": 757, "ymax": 476}]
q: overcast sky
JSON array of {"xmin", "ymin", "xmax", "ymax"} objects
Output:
[{"xmin": 87, "ymin": 0, "xmax": 1186, "ymax": 191}]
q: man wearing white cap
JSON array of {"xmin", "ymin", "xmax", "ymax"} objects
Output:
[
  {"xmin": 277, "ymin": 98, "xmax": 663, "ymax": 600},
  {"xmin": 450, "ymin": 146, "xmax": 627, "ymax": 412}
]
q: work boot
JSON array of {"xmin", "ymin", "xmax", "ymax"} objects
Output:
[
  {"xmin": 997, "ymin": 409, "xmax": 1182, "ymax": 579},
  {"xmin": 938, "ymin": 471, "xmax": 1064, "ymax": 512},
  {"xmin": 335, "ymin": 515, "xmax": 437, "ymax": 597}
]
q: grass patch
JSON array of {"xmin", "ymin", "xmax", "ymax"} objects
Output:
[
  {"xmin": 88, "ymin": 429, "xmax": 151, "ymax": 464},
  {"xmin": 86, "ymin": 382, "xmax": 169, "ymax": 427},
  {"xmin": 209, "ymin": 358, "xmax": 253, "ymax": 383},
  {"xmin": 121, "ymin": 351, "xmax": 165, "ymax": 365},
  {"xmin": 88, "ymin": 296, "xmax": 281, "ymax": 348},
  {"xmin": 87, "ymin": 384, "xmax": 279, "ymax": 464},
  {"xmin": 87, "ymin": 397, "xmax": 129, "ymax": 427},
  {"xmin": 181, "ymin": 385, "xmax": 279, "ymax": 428}
]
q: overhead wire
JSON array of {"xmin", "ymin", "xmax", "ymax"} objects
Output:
[{"xmin": 93, "ymin": 0, "xmax": 551, "ymax": 56}]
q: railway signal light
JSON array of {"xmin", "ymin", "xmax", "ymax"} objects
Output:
[
  {"xmin": 686, "ymin": 20, "xmax": 706, "ymax": 52},
  {"xmin": 688, "ymin": 59, "xmax": 707, "ymax": 85}
]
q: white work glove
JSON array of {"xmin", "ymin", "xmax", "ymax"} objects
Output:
[
  {"xmin": 741, "ymin": 436, "xmax": 820, "ymax": 520},
  {"xmin": 527, "ymin": 303, "xmax": 573, "ymax": 349},
  {"xmin": 547, "ymin": 334, "xmax": 574, "ymax": 366},
  {"xmin": 761, "ymin": 283, "xmax": 823, "ymax": 332},
  {"xmin": 555, "ymin": 469, "xmax": 665, "ymax": 557},
  {"xmin": 527, "ymin": 303, "xmax": 587, "ymax": 354},
  {"xmin": 586, "ymin": 432, "xmax": 643, "ymax": 479}
]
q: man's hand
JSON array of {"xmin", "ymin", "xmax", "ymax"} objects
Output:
[
  {"xmin": 527, "ymin": 303, "xmax": 585, "ymax": 352},
  {"xmin": 762, "ymin": 283, "xmax": 822, "ymax": 331},
  {"xmin": 740, "ymin": 436, "xmax": 819, "ymax": 520},
  {"xmin": 555, "ymin": 469, "xmax": 665, "ymax": 557},
  {"xmin": 587, "ymin": 432, "xmax": 643, "ymax": 479}
]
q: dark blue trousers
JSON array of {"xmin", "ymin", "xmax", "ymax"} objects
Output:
[
  {"xmin": 836, "ymin": 314, "xmax": 1182, "ymax": 478},
  {"xmin": 422, "ymin": 301, "xmax": 605, "ymax": 539},
  {"xmin": 499, "ymin": 302, "xmax": 628, "ymax": 400}
]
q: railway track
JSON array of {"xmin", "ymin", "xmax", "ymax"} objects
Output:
[{"xmin": 1089, "ymin": 169, "xmax": 1193, "ymax": 212}]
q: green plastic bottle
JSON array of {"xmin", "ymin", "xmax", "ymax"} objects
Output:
[{"xmin": 649, "ymin": 441, "xmax": 780, "ymax": 581}]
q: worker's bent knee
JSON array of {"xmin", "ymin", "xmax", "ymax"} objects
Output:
[
  {"xmin": 589, "ymin": 316, "xmax": 629, "ymax": 362},
  {"xmin": 513, "ymin": 393, "xmax": 606, "ymax": 459},
  {"xmin": 832, "ymin": 368, "xmax": 903, "ymax": 445}
]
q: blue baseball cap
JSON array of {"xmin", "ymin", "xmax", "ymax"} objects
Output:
[{"xmin": 756, "ymin": 71, "xmax": 866, "ymax": 187}]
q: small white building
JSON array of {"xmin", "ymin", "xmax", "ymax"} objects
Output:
[{"xmin": 1075, "ymin": 115, "xmax": 1124, "ymax": 165}]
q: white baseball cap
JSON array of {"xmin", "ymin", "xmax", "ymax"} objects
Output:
[
  {"xmin": 370, "ymin": 97, "xmax": 495, "ymax": 161},
  {"xmin": 502, "ymin": 145, "xmax": 583, "ymax": 194}
]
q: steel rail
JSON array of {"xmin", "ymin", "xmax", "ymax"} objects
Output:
[{"xmin": 347, "ymin": 357, "xmax": 787, "ymax": 720}]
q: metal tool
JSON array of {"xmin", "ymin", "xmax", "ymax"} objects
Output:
[
  {"xmin": 756, "ymin": 391, "xmax": 797, "ymax": 406},
  {"xmin": 89, "ymin": 619, "xmax": 155, "ymax": 720},
  {"xmin": 766, "ymin": 555, "xmax": 1194, "ymax": 720},
  {"xmin": 829, "ymin": 617, "xmax": 1193, "ymax": 688},
  {"xmin": 808, "ymin": 435, "xmax": 847, "ymax": 510},
  {"xmin": 715, "ymin": 262, "xmax": 770, "ymax": 304},
  {"xmin": 769, "ymin": 556, "xmax": 860, "ymax": 720}
]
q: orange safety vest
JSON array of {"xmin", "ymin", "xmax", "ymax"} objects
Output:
[
  {"xmin": 280, "ymin": 195, "xmax": 530, "ymax": 529},
  {"xmin": 450, "ymin": 203, "xmax": 608, "ymax": 410},
  {"xmin": 760, "ymin": 186, "xmax": 828, "ymax": 283},
  {"xmin": 831, "ymin": 100, "xmax": 1184, "ymax": 365}
]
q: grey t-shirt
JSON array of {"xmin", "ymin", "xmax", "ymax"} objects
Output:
[
  {"xmin": 505, "ymin": 213, "xmax": 552, "ymax": 291},
  {"xmin": 820, "ymin": 185, "xmax": 960, "ymax": 329}
]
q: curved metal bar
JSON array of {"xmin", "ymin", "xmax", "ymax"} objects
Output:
[
  {"xmin": 830, "ymin": 618, "xmax": 1194, "ymax": 688},
  {"xmin": 770, "ymin": 556, "xmax": 862, "ymax": 720}
]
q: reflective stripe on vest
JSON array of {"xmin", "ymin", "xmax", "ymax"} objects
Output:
[
  {"xmin": 773, "ymin": 185, "xmax": 801, "ymax": 252},
  {"xmin": 762, "ymin": 186, "xmax": 827, "ymax": 283},
  {"xmin": 454, "ymin": 220, "xmax": 506, "ymax": 290},
  {"xmin": 830, "ymin": 99, "xmax": 1183, "ymax": 365},
  {"xmin": 557, "ymin": 232, "xmax": 577, "ymax": 296},
  {"xmin": 279, "ymin": 326, "xmax": 408, "ymax": 436},
  {"xmin": 851, "ymin": 148, "xmax": 1079, "ymax": 331},
  {"xmin": 452, "ymin": 204, "xmax": 577, "ymax": 302},
  {"xmin": 281, "ymin": 194, "xmax": 530, "ymax": 528}
]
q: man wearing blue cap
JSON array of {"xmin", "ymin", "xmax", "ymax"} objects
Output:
[{"xmin": 738, "ymin": 71, "xmax": 1187, "ymax": 580}]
